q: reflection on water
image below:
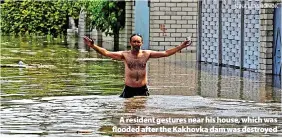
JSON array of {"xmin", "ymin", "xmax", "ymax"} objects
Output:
[
  {"xmin": 1, "ymin": 36, "xmax": 281, "ymax": 137},
  {"xmin": 1, "ymin": 36, "xmax": 125, "ymax": 99},
  {"xmin": 197, "ymin": 63, "xmax": 281, "ymax": 103},
  {"xmin": 147, "ymin": 53, "xmax": 281, "ymax": 103}
]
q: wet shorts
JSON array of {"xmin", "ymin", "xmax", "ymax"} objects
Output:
[{"xmin": 119, "ymin": 85, "xmax": 150, "ymax": 98}]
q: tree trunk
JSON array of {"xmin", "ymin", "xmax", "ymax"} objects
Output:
[
  {"xmin": 97, "ymin": 30, "xmax": 103, "ymax": 48},
  {"xmin": 97, "ymin": 30, "xmax": 103, "ymax": 58},
  {"xmin": 114, "ymin": 31, "xmax": 119, "ymax": 51}
]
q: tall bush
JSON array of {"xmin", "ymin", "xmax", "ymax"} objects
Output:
[{"xmin": 0, "ymin": 0, "xmax": 82, "ymax": 37}]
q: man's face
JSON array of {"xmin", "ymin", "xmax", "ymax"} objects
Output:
[{"xmin": 130, "ymin": 36, "xmax": 143, "ymax": 51}]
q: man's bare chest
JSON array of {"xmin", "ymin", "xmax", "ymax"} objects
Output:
[{"xmin": 124, "ymin": 54, "xmax": 148, "ymax": 70}]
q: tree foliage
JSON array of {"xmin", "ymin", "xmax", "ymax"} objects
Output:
[
  {"xmin": 85, "ymin": 0, "xmax": 125, "ymax": 50},
  {"xmin": 1, "ymin": 0, "xmax": 126, "ymax": 50},
  {"xmin": 0, "ymin": 0, "xmax": 83, "ymax": 37},
  {"xmin": 86, "ymin": 0, "xmax": 125, "ymax": 36}
]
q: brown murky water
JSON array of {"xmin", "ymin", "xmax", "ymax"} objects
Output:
[{"xmin": 1, "ymin": 36, "xmax": 281, "ymax": 137}]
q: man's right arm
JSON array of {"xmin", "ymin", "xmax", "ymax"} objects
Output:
[{"xmin": 83, "ymin": 36, "xmax": 124, "ymax": 60}]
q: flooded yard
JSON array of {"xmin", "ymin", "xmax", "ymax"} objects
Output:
[{"xmin": 1, "ymin": 36, "xmax": 281, "ymax": 137}]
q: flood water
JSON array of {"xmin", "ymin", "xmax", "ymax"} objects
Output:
[{"xmin": 1, "ymin": 36, "xmax": 281, "ymax": 137}]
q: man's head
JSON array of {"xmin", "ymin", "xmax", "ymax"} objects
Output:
[{"xmin": 130, "ymin": 33, "xmax": 143, "ymax": 52}]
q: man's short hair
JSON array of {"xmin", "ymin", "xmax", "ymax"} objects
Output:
[{"xmin": 130, "ymin": 33, "xmax": 143, "ymax": 42}]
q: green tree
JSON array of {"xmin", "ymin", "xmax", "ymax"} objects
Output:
[
  {"xmin": 0, "ymin": 0, "xmax": 83, "ymax": 37},
  {"xmin": 86, "ymin": 0, "xmax": 125, "ymax": 51}
]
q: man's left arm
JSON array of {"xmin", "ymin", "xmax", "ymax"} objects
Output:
[{"xmin": 149, "ymin": 40, "xmax": 191, "ymax": 58}]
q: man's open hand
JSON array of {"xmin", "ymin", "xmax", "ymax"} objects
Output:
[
  {"xmin": 180, "ymin": 39, "xmax": 192, "ymax": 48},
  {"xmin": 83, "ymin": 36, "xmax": 95, "ymax": 47}
]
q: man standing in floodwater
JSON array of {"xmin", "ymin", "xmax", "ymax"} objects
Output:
[{"xmin": 83, "ymin": 34, "xmax": 192, "ymax": 98}]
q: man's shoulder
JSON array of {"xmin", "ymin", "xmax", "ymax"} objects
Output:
[{"xmin": 142, "ymin": 50, "xmax": 152, "ymax": 53}]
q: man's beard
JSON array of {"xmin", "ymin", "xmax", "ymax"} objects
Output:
[{"xmin": 133, "ymin": 46, "xmax": 140, "ymax": 51}]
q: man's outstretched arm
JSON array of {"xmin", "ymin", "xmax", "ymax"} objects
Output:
[
  {"xmin": 149, "ymin": 40, "xmax": 191, "ymax": 58},
  {"xmin": 83, "ymin": 36, "xmax": 124, "ymax": 60}
]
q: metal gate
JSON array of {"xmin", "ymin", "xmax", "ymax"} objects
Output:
[
  {"xmin": 198, "ymin": 0, "xmax": 260, "ymax": 71},
  {"xmin": 200, "ymin": 0, "xmax": 220, "ymax": 63}
]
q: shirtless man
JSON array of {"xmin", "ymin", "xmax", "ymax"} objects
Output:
[{"xmin": 83, "ymin": 34, "xmax": 192, "ymax": 98}]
